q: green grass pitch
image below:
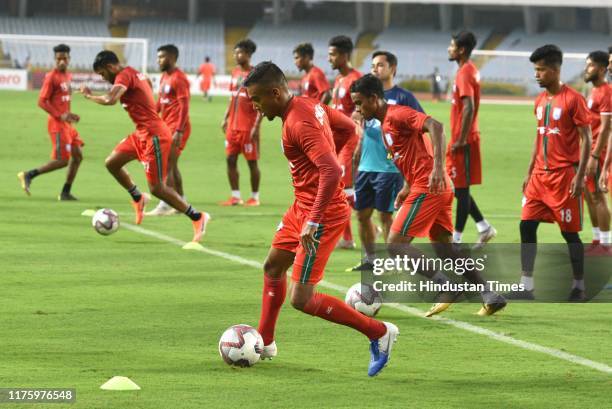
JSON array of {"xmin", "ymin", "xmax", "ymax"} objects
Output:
[{"xmin": 0, "ymin": 90, "xmax": 611, "ymax": 408}]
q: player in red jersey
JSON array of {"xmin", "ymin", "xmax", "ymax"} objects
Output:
[
  {"xmin": 328, "ymin": 35, "xmax": 362, "ymax": 249},
  {"xmin": 244, "ymin": 62, "xmax": 398, "ymax": 377},
  {"xmin": 602, "ymin": 47, "xmax": 612, "ymax": 198},
  {"xmin": 18, "ymin": 44, "xmax": 83, "ymax": 200},
  {"xmin": 293, "ymin": 43, "xmax": 331, "ymax": 103},
  {"xmin": 198, "ymin": 56, "xmax": 216, "ymax": 102},
  {"xmin": 447, "ymin": 31, "xmax": 496, "ymax": 248},
  {"xmin": 351, "ymin": 74, "xmax": 506, "ymax": 317},
  {"xmin": 508, "ymin": 45, "xmax": 592, "ymax": 302},
  {"xmin": 221, "ymin": 39, "xmax": 263, "ymax": 206},
  {"xmin": 582, "ymin": 51, "xmax": 612, "ymax": 253},
  {"xmin": 80, "ymin": 51, "xmax": 210, "ymax": 242},
  {"xmin": 147, "ymin": 45, "xmax": 193, "ymax": 216}
]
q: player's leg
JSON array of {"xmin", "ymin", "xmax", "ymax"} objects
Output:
[
  {"xmin": 60, "ymin": 143, "xmax": 83, "ymax": 200},
  {"xmin": 246, "ymin": 159, "xmax": 261, "ymax": 206},
  {"xmin": 375, "ymin": 172, "xmax": 402, "ymax": 241},
  {"xmin": 561, "ymin": 230, "xmax": 586, "ymax": 301},
  {"xmin": 339, "ymin": 161, "xmax": 356, "ymax": 248},
  {"xmin": 18, "ymin": 130, "xmax": 70, "ymax": 196},
  {"xmin": 351, "ymin": 171, "xmax": 376, "ymax": 271},
  {"xmin": 588, "ymin": 190, "xmax": 611, "ymax": 251},
  {"xmin": 584, "ymin": 189, "xmax": 600, "ymax": 248}
]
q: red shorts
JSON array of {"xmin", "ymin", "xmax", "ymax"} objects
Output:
[
  {"xmin": 391, "ymin": 190, "xmax": 454, "ymax": 240},
  {"xmin": 585, "ymin": 154, "xmax": 606, "ymax": 194},
  {"xmin": 200, "ymin": 78, "xmax": 211, "ymax": 92},
  {"xmin": 114, "ymin": 130, "xmax": 171, "ymax": 185},
  {"xmin": 522, "ymin": 167, "xmax": 583, "ymax": 232},
  {"xmin": 225, "ymin": 129, "xmax": 258, "ymax": 160},
  {"xmin": 446, "ymin": 141, "xmax": 482, "ymax": 188},
  {"xmin": 48, "ymin": 121, "xmax": 83, "ymax": 161},
  {"xmin": 337, "ymin": 136, "xmax": 358, "ymax": 188},
  {"xmin": 272, "ymin": 202, "xmax": 350, "ymax": 285}
]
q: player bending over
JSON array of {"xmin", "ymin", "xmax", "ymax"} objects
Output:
[
  {"xmin": 18, "ymin": 44, "xmax": 83, "ymax": 200},
  {"xmin": 81, "ymin": 50, "xmax": 210, "ymax": 243},
  {"xmin": 350, "ymin": 74, "xmax": 507, "ymax": 317},
  {"xmin": 245, "ymin": 62, "xmax": 398, "ymax": 377}
]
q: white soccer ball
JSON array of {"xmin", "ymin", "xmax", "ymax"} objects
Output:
[
  {"xmin": 218, "ymin": 324, "xmax": 264, "ymax": 367},
  {"xmin": 91, "ymin": 208, "xmax": 120, "ymax": 236},
  {"xmin": 345, "ymin": 282, "xmax": 383, "ymax": 317}
]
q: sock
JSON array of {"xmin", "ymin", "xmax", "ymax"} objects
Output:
[
  {"xmin": 600, "ymin": 231, "xmax": 611, "ymax": 245},
  {"xmin": 302, "ymin": 292, "xmax": 387, "ymax": 340},
  {"xmin": 432, "ymin": 271, "xmax": 450, "ymax": 285},
  {"xmin": 520, "ymin": 275, "xmax": 534, "ymax": 291},
  {"xmin": 231, "ymin": 190, "xmax": 241, "ymax": 199},
  {"xmin": 592, "ymin": 227, "xmax": 601, "ymax": 243},
  {"xmin": 127, "ymin": 185, "xmax": 142, "ymax": 202},
  {"xmin": 61, "ymin": 183, "xmax": 72, "ymax": 194},
  {"xmin": 572, "ymin": 279, "xmax": 585, "ymax": 290},
  {"xmin": 251, "ymin": 191, "xmax": 259, "ymax": 200},
  {"xmin": 452, "ymin": 231, "xmax": 463, "ymax": 243},
  {"xmin": 26, "ymin": 169, "xmax": 40, "ymax": 180},
  {"xmin": 476, "ymin": 220, "xmax": 490, "ymax": 233},
  {"xmin": 258, "ymin": 275, "xmax": 287, "ymax": 345},
  {"xmin": 342, "ymin": 222, "xmax": 353, "ymax": 242},
  {"xmin": 184, "ymin": 205, "xmax": 202, "ymax": 221}
]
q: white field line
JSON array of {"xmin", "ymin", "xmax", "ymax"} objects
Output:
[{"xmin": 113, "ymin": 220, "xmax": 612, "ymax": 375}]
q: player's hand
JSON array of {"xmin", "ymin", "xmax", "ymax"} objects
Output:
[
  {"xmin": 599, "ymin": 168, "xmax": 609, "ymax": 193},
  {"xmin": 60, "ymin": 112, "xmax": 80, "ymax": 123},
  {"xmin": 428, "ymin": 166, "xmax": 447, "ymax": 194},
  {"xmin": 79, "ymin": 85, "xmax": 92, "ymax": 97},
  {"xmin": 221, "ymin": 119, "xmax": 227, "ymax": 134},
  {"xmin": 250, "ymin": 127, "xmax": 260, "ymax": 144},
  {"xmin": 522, "ymin": 174, "xmax": 531, "ymax": 193},
  {"xmin": 394, "ymin": 186, "xmax": 410, "ymax": 210},
  {"xmin": 569, "ymin": 174, "xmax": 584, "ymax": 198},
  {"xmin": 586, "ymin": 156, "xmax": 598, "ymax": 177},
  {"xmin": 450, "ymin": 140, "xmax": 467, "ymax": 153},
  {"xmin": 300, "ymin": 223, "xmax": 320, "ymax": 255},
  {"xmin": 172, "ymin": 131, "xmax": 183, "ymax": 148}
]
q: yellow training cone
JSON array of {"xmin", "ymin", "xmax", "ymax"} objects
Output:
[{"xmin": 100, "ymin": 376, "xmax": 141, "ymax": 391}]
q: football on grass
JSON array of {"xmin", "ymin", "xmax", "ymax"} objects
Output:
[
  {"xmin": 218, "ymin": 324, "xmax": 264, "ymax": 367},
  {"xmin": 345, "ymin": 282, "xmax": 383, "ymax": 317},
  {"xmin": 91, "ymin": 209, "xmax": 120, "ymax": 236}
]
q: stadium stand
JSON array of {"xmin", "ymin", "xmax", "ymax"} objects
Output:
[
  {"xmin": 0, "ymin": 16, "xmax": 110, "ymax": 70},
  {"xmin": 124, "ymin": 18, "xmax": 225, "ymax": 73}
]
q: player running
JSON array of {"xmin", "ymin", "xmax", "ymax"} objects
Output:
[
  {"xmin": 220, "ymin": 39, "xmax": 263, "ymax": 207},
  {"xmin": 80, "ymin": 50, "xmax": 210, "ymax": 242},
  {"xmin": 293, "ymin": 43, "xmax": 331, "ymax": 103},
  {"xmin": 509, "ymin": 45, "xmax": 592, "ymax": 302},
  {"xmin": 349, "ymin": 51, "xmax": 424, "ymax": 272},
  {"xmin": 350, "ymin": 74, "xmax": 507, "ymax": 317},
  {"xmin": 328, "ymin": 35, "xmax": 362, "ymax": 249},
  {"xmin": 198, "ymin": 56, "xmax": 216, "ymax": 102},
  {"xmin": 18, "ymin": 44, "xmax": 83, "ymax": 200},
  {"xmin": 583, "ymin": 50, "xmax": 611, "ymax": 253},
  {"xmin": 447, "ymin": 31, "xmax": 496, "ymax": 248},
  {"xmin": 244, "ymin": 62, "xmax": 398, "ymax": 377},
  {"xmin": 147, "ymin": 44, "xmax": 193, "ymax": 217}
]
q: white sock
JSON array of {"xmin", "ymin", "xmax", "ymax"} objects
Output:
[
  {"xmin": 251, "ymin": 191, "xmax": 259, "ymax": 200},
  {"xmin": 476, "ymin": 220, "xmax": 491, "ymax": 233},
  {"xmin": 452, "ymin": 231, "xmax": 463, "ymax": 243},
  {"xmin": 592, "ymin": 227, "xmax": 601, "ymax": 241},
  {"xmin": 432, "ymin": 272, "xmax": 450, "ymax": 285},
  {"xmin": 231, "ymin": 190, "xmax": 241, "ymax": 199},
  {"xmin": 572, "ymin": 279, "xmax": 585, "ymax": 290},
  {"xmin": 600, "ymin": 231, "xmax": 611, "ymax": 245},
  {"xmin": 520, "ymin": 275, "xmax": 534, "ymax": 291}
]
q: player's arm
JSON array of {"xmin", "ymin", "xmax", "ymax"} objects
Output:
[
  {"xmin": 600, "ymin": 129, "xmax": 612, "ymax": 192},
  {"xmin": 350, "ymin": 111, "xmax": 364, "ymax": 172},
  {"xmin": 172, "ymin": 79, "xmax": 190, "ymax": 147},
  {"xmin": 250, "ymin": 113, "xmax": 263, "ymax": 154},
  {"xmin": 587, "ymin": 113, "xmax": 610, "ymax": 177},
  {"xmin": 80, "ymin": 84, "xmax": 126, "ymax": 106},
  {"xmin": 451, "ymin": 96, "xmax": 474, "ymax": 152},
  {"xmin": 38, "ymin": 77, "xmax": 79, "ymax": 122},
  {"xmin": 394, "ymin": 180, "xmax": 411, "ymax": 210},
  {"xmin": 571, "ymin": 125, "xmax": 592, "ymax": 198},
  {"xmin": 423, "ymin": 117, "xmax": 448, "ymax": 194},
  {"xmin": 320, "ymin": 89, "xmax": 332, "ymax": 105}
]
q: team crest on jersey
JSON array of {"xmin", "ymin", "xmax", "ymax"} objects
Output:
[
  {"xmin": 475, "ymin": 72, "xmax": 481, "ymax": 83},
  {"xmin": 163, "ymin": 84, "xmax": 171, "ymax": 94},
  {"xmin": 536, "ymin": 106, "xmax": 543, "ymax": 120},
  {"xmin": 60, "ymin": 82, "xmax": 69, "ymax": 92},
  {"xmin": 588, "ymin": 99, "xmax": 593, "ymax": 109},
  {"xmin": 552, "ymin": 107, "xmax": 562, "ymax": 120},
  {"xmin": 304, "ymin": 81, "xmax": 309, "ymax": 90}
]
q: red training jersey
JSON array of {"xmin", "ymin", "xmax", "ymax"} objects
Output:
[
  {"xmin": 158, "ymin": 68, "xmax": 190, "ymax": 132},
  {"xmin": 115, "ymin": 66, "xmax": 167, "ymax": 136},
  {"xmin": 382, "ymin": 104, "xmax": 451, "ymax": 193},
  {"xmin": 533, "ymin": 84, "xmax": 591, "ymax": 173},
  {"xmin": 301, "ymin": 65, "xmax": 330, "ymax": 101},
  {"xmin": 198, "ymin": 62, "xmax": 216, "ymax": 79},
  {"xmin": 587, "ymin": 83, "xmax": 612, "ymax": 150},
  {"xmin": 39, "ymin": 68, "xmax": 72, "ymax": 122},
  {"xmin": 331, "ymin": 68, "xmax": 362, "ymax": 117},
  {"xmin": 281, "ymin": 96, "xmax": 349, "ymax": 223},
  {"xmin": 227, "ymin": 66, "xmax": 259, "ymax": 132},
  {"xmin": 450, "ymin": 61, "xmax": 480, "ymax": 143}
]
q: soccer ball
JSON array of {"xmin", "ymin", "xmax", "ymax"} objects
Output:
[
  {"xmin": 218, "ymin": 324, "xmax": 264, "ymax": 367},
  {"xmin": 345, "ymin": 282, "xmax": 383, "ymax": 317},
  {"xmin": 91, "ymin": 208, "xmax": 120, "ymax": 236}
]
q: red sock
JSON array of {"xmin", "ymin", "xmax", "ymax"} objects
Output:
[
  {"xmin": 257, "ymin": 275, "xmax": 287, "ymax": 345},
  {"xmin": 302, "ymin": 292, "xmax": 386, "ymax": 340},
  {"xmin": 343, "ymin": 222, "xmax": 353, "ymax": 241}
]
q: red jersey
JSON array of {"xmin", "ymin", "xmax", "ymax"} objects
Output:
[
  {"xmin": 198, "ymin": 62, "xmax": 216, "ymax": 79},
  {"xmin": 382, "ymin": 104, "xmax": 451, "ymax": 193},
  {"xmin": 115, "ymin": 66, "xmax": 167, "ymax": 136},
  {"xmin": 301, "ymin": 65, "xmax": 330, "ymax": 101},
  {"xmin": 227, "ymin": 66, "xmax": 259, "ymax": 132},
  {"xmin": 450, "ymin": 61, "xmax": 480, "ymax": 143},
  {"xmin": 331, "ymin": 68, "xmax": 362, "ymax": 117},
  {"xmin": 587, "ymin": 83, "xmax": 612, "ymax": 149},
  {"xmin": 533, "ymin": 84, "xmax": 591, "ymax": 172},
  {"xmin": 281, "ymin": 96, "xmax": 348, "ymax": 223},
  {"xmin": 158, "ymin": 68, "xmax": 190, "ymax": 132},
  {"xmin": 39, "ymin": 69, "xmax": 72, "ymax": 121}
]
